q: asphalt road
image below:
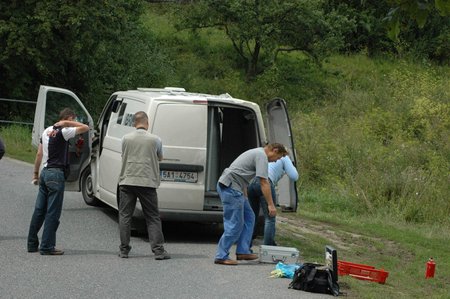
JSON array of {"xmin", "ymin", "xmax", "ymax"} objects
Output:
[{"xmin": 0, "ymin": 157, "xmax": 328, "ymax": 299}]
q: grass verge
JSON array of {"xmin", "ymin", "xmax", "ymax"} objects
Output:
[
  {"xmin": 0, "ymin": 125, "xmax": 35, "ymax": 163},
  {"xmin": 276, "ymin": 207, "xmax": 450, "ymax": 298}
]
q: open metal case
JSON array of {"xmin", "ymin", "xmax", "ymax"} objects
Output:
[{"xmin": 325, "ymin": 245, "xmax": 338, "ymax": 283}]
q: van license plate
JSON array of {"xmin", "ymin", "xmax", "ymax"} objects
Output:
[{"xmin": 160, "ymin": 170, "xmax": 198, "ymax": 183}]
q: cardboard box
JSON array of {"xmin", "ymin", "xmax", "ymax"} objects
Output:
[{"xmin": 259, "ymin": 245, "xmax": 300, "ymax": 264}]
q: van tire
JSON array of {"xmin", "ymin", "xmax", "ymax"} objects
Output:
[{"xmin": 81, "ymin": 168, "xmax": 100, "ymax": 206}]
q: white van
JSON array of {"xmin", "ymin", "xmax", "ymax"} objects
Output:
[{"xmin": 32, "ymin": 85, "xmax": 298, "ymax": 224}]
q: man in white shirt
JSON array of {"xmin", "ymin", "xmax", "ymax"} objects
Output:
[{"xmin": 27, "ymin": 108, "xmax": 89, "ymax": 255}]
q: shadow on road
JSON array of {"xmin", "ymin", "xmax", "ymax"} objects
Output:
[
  {"xmin": 94, "ymin": 203, "xmax": 223, "ymax": 244},
  {"xmin": 133, "ymin": 217, "xmax": 223, "ymax": 244}
]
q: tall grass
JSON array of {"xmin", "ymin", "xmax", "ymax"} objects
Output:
[
  {"xmin": 293, "ymin": 55, "xmax": 450, "ymax": 225},
  {"xmin": 0, "ymin": 125, "xmax": 35, "ymax": 163}
]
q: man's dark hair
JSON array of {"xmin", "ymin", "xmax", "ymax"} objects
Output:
[
  {"xmin": 133, "ymin": 111, "xmax": 149, "ymax": 126},
  {"xmin": 59, "ymin": 108, "xmax": 76, "ymax": 121},
  {"xmin": 268, "ymin": 143, "xmax": 289, "ymax": 156}
]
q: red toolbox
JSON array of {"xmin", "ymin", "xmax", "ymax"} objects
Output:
[{"xmin": 338, "ymin": 260, "xmax": 389, "ymax": 284}]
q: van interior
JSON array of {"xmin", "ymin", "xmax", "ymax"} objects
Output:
[{"xmin": 204, "ymin": 104, "xmax": 260, "ymax": 210}]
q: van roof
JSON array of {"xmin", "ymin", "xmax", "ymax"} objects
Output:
[
  {"xmin": 134, "ymin": 87, "xmax": 233, "ymax": 99},
  {"xmin": 114, "ymin": 87, "xmax": 258, "ymax": 108}
]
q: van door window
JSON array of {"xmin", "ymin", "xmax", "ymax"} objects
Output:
[
  {"xmin": 45, "ymin": 91, "xmax": 89, "ymax": 126},
  {"xmin": 116, "ymin": 102, "xmax": 127, "ymax": 124},
  {"xmin": 152, "ymin": 104, "xmax": 207, "ymax": 148},
  {"xmin": 106, "ymin": 98, "xmax": 141, "ymax": 139}
]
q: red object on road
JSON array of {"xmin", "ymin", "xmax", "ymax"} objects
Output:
[
  {"xmin": 337, "ymin": 260, "xmax": 389, "ymax": 284},
  {"xmin": 425, "ymin": 258, "xmax": 436, "ymax": 278}
]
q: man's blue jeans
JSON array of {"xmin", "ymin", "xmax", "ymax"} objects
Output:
[
  {"xmin": 248, "ymin": 178, "xmax": 277, "ymax": 245},
  {"xmin": 27, "ymin": 168, "xmax": 65, "ymax": 253},
  {"xmin": 215, "ymin": 182, "xmax": 255, "ymax": 260}
]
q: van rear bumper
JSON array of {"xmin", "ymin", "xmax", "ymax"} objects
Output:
[{"xmin": 158, "ymin": 209, "xmax": 224, "ymax": 223}]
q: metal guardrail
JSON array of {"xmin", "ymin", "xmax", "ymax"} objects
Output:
[
  {"xmin": 0, "ymin": 98, "xmax": 36, "ymax": 104},
  {"xmin": 0, "ymin": 120, "xmax": 34, "ymax": 125},
  {"xmin": 0, "ymin": 97, "xmax": 36, "ymax": 126}
]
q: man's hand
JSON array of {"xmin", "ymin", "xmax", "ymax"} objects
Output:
[
  {"xmin": 32, "ymin": 144, "xmax": 43, "ymax": 185},
  {"xmin": 268, "ymin": 204, "xmax": 277, "ymax": 217},
  {"xmin": 260, "ymin": 177, "xmax": 277, "ymax": 217},
  {"xmin": 32, "ymin": 172, "xmax": 39, "ymax": 185}
]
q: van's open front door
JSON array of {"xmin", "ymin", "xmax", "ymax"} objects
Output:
[
  {"xmin": 266, "ymin": 98, "xmax": 298, "ymax": 212},
  {"xmin": 32, "ymin": 85, "xmax": 94, "ymax": 191}
]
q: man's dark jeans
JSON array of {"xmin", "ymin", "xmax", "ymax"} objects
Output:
[
  {"xmin": 119, "ymin": 185, "xmax": 165, "ymax": 255},
  {"xmin": 27, "ymin": 168, "xmax": 65, "ymax": 253}
]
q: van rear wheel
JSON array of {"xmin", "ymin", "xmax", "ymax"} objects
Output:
[{"xmin": 81, "ymin": 168, "xmax": 100, "ymax": 206}]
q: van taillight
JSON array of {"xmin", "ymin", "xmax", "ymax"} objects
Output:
[{"xmin": 193, "ymin": 100, "xmax": 208, "ymax": 105}]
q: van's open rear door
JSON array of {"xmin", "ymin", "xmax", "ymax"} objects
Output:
[
  {"xmin": 32, "ymin": 85, "xmax": 94, "ymax": 191},
  {"xmin": 266, "ymin": 98, "xmax": 298, "ymax": 212}
]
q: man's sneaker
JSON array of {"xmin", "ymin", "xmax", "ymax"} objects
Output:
[
  {"xmin": 118, "ymin": 252, "xmax": 129, "ymax": 258},
  {"xmin": 118, "ymin": 245, "xmax": 131, "ymax": 258},
  {"xmin": 28, "ymin": 242, "xmax": 39, "ymax": 253},
  {"xmin": 40, "ymin": 248, "xmax": 64, "ymax": 256},
  {"xmin": 155, "ymin": 251, "xmax": 171, "ymax": 260}
]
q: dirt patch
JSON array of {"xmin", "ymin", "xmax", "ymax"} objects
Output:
[
  {"xmin": 276, "ymin": 213, "xmax": 415, "ymax": 263},
  {"xmin": 277, "ymin": 214, "xmax": 353, "ymax": 250}
]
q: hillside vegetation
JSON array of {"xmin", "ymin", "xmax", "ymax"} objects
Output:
[
  {"xmin": 1, "ymin": 2, "xmax": 449, "ymax": 297},
  {"xmin": 141, "ymin": 4, "xmax": 450, "ymax": 226},
  {"xmin": 139, "ymin": 9, "xmax": 449, "ymax": 297}
]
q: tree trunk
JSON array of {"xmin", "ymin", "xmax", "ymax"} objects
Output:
[{"xmin": 246, "ymin": 41, "xmax": 261, "ymax": 80}]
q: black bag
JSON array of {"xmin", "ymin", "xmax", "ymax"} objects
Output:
[{"xmin": 289, "ymin": 262, "xmax": 340, "ymax": 296}]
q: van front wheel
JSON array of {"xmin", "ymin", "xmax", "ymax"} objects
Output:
[{"xmin": 81, "ymin": 168, "xmax": 100, "ymax": 206}]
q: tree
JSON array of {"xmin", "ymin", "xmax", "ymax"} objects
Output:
[
  {"xmin": 176, "ymin": 0, "xmax": 353, "ymax": 79},
  {"xmin": 324, "ymin": 0, "xmax": 395, "ymax": 56},
  {"xmin": 0, "ymin": 0, "xmax": 170, "ymax": 120},
  {"xmin": 322, "ymin": 0, "xmax": 449, "ymax": 62},
  {"xmin": 385, "ymin": 0, "xmax": 450, "ymax": 40}
]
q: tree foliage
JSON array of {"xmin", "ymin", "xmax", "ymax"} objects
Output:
[
  {"xmin": 324, "ymin": 0, "xmax": 395, "ymax": 55},
  {"xmin": 385, "ymin": 0, "xmax": 450, "ymax": 40},
  {"xmin": 0, "ymin": 0, "xmax": 170, "ymax": 120},
  {"xmin": 176, "ymin": 0, "xmax": 354, "ymax": 79},
  {"xmin": 323, "ymin": 0, "xmax": 450, "ymax": 62}
]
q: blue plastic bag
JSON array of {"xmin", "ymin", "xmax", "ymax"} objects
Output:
[{"xmin": 273, "ymin": 262, "xmax": 302, "ymax": 279}]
